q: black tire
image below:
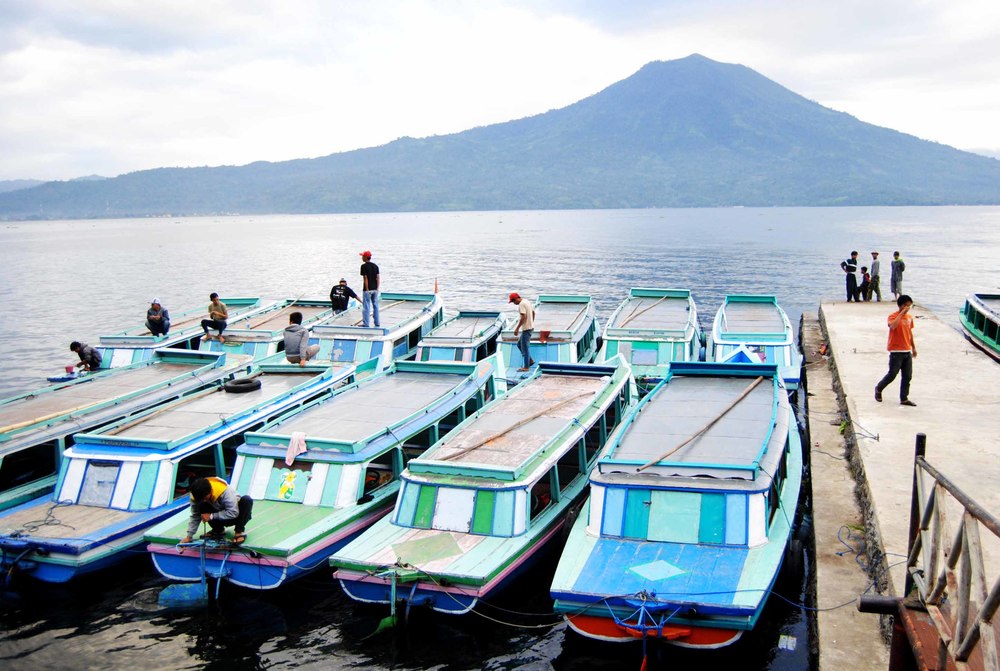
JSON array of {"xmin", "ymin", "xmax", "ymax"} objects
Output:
[{"xmin": 224, "ymin": 377, "xmax": 262, "ymax": 393}]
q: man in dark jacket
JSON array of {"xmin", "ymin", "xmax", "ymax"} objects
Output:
[
  {"xmin": 840, "ymin": 251, "xmax": 860, "ymax": 302},
  {"xmin": 329, "ymin": 278, "xmax": 360, "ymax": 313},
  {"xmin": 70, "ymin": 341, "xmax": 102, "ymax": 371}
]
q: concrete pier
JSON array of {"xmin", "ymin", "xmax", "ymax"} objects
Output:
[{"xmin": 807, "ymin": 300, "xmax": 1000, "ymax": 669}]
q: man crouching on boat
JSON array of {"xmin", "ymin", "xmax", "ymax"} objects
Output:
[{"xmin": 181, "ymin": 477, "xmax": 253, "ymax": 545}]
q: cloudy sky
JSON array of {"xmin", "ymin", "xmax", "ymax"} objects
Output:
[{"xmin": 1, "ymin": 0, "xmax": 998, "ymax": 181}]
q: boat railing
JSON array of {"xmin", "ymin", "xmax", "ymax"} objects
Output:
[{"xmin": 862, "ymin": 433, "xmax": 1000, "ymax": 671}]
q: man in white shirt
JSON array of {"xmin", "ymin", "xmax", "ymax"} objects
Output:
[{"xmin": 509, "ymin": 292, "xmax": 536, "ymax": 372}]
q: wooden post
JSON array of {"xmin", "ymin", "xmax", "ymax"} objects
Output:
[{"xmin": 906, "ymin": 432, "xmax": 927, "ymax": 596}]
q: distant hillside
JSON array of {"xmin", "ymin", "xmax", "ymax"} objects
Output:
[
  {"xmin": 0, "ymin": 179, "xmax": 44, "ymax": 194},
  {"xmin": 2, "ymin": 54, "xmax": 999, "ymax": 219}
]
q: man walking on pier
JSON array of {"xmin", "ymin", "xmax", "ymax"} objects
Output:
[
  {"xmin": 875, "ymin": 294, "xmax": 917, "ymax": 406},
  {"xmin": 840, "ymin": 251, "xmax": 860, "ymax": 302}
]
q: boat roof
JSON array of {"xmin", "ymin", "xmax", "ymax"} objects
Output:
[
  {"xmin": 99, "ymin": 297, "xmax": 270, "ymax": 346},
  {"xmin": 969, "ymin": 293, "xmax": 1000, "ymax": 319},
  {"xmin": 501, "ymin": 295, "xmax": 594, "ymax": 337},
  {"xmin": 241, "ymin": 360, "xmax": 496, "ymax": 457},
  {"xmin": 0, "ymin": 350, "xmax": 247, "ymax": 450},
  {"xmin": 219, "ymin": 298, "xmax": 331, "ymax": 340},
  {"xmin": 314, "ymin": 292, "xmax": 441, "ymax": 337},
  {"xmin": 714, "ymin": 295, "xmax": 790, "ymax": 339},
  {"xmin": 597, "ymin": 364, "xmax": 788, "ymax": 486},
  {"xmin": 419, "ymin": 311, "xmax": 503, "ymax": 346},
  {"xmin": 605, "ymin": 288, "xmax": 696, "ymax": 337},
  {"xmin": 408, "ymin": 362, "xmax": 625, "ymax": 482}
]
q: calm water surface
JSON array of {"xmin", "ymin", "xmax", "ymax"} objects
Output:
[{"xmin": 1, "ymin": 207, "xmax": 999, "ymax": 670}]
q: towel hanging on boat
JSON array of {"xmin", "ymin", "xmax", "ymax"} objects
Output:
[{"xmin": 286, "ymin": 431, "xmax": 307, "ymax": 465}]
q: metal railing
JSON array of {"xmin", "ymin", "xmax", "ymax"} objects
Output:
[{"xmin": 906, "ymin": 433, "xmax": 1000, "ymax": 671}]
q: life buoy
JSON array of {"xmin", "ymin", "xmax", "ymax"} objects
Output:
[{"xmin": 224, "ymin": 377, "xmax": 262, "ymax": 393}]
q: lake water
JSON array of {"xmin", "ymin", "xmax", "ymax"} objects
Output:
[{"xmin": 1, "ymin": 206, "xmax": 998, "ymax": 670}]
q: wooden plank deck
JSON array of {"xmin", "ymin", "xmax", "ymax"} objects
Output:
[
  {"xmin": 532, "ymin": 301, "xmax": 590, "ymax": 334},
  {"xmin": 609, "ymin": 296, "xmax": 692, "ymax": 331},
  {"xmin": 0, "ymin": 501, "xmax": 133, "ymax": 539},
  {"xmin": 324, "ymin": 299, "xmax": 428, "ymax": 329},
  {"xmin": 722, "ymin": 301, "xmax": 785, "ymax": 334}
]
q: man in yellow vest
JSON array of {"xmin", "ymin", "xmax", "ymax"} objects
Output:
[{"xmin": 181, "ymin": 477, "xmax": 253, "ymax": 544}]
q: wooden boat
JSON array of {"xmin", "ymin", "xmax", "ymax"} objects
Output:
[
  {"xmin": 331, "ymin": 358, "xmax": 636, "ymax": 617},
  {"xmin": 310, "ymin": 292, "xmax": 445, "ymax": 371},
  {"xmin": 200, "ymin": 298, "xmax": 334, "ymax": 359},
  {"xmin": 498, "ymin": 295, "xmax": 600, "ymax": 377},
  {"xmin": 707, "ymin": 295, "xmax": 802, "ymax": 390},
  {"xmin": 97, "ymin": 297, "xmax": 273, "ymax": 367},
  {"xmin": 145, "ymin": 357, "xmax": 505, "ymax": 590},
  {"xmin": 959, "ymin": 293, "xmax": 1000, "ymax": 362},
  {"xmin": 0, "ymin": 349, "xmax": 250, "ymax": 512},
  {"xmin": 598, "ymin": 288, "xmax": 703, "ymax": 386},
  {"xmin": 0, "ymin": 359, "xmax": 357, "ymax": 583},
  {"xmin": 550, "ymin": 362, "xmax": 802, "ymax": 649},
  {"xmin": 415, "ymin": 310, "xmax": 504, "ymax": 363}
]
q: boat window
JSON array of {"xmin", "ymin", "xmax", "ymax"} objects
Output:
[
  {"xmin": 427, "ymin": 346, "xmax": 463, "ymax": 362},
  {"xmin": 430, "ymin": 486, "xmax": 475, "ymax": 532},
  {"xmin": 0, "ymin": 441, "xmax": 58, "ymax": 491},
  {"xmin": 392, "ymin": 337, "xmax": 407, "ymax": 358},
  {"xmin": 439, "ymin": 406, "xmax": 466, "ymax": 434},
  {"xmin": 264, "ymin": 462, "xmax": 313, "ymax": 502},
  {"xmin": 583, "ymin": 422, "xmax": 603, "ymax": 464},
  {"xmin": 362, "ymin": 450, "xmax": 398, "ymax": 496},
  {"xmin": 556, "ymin": 444, "xmax": 582, "ymax": 495},
  {"xmin": 332, "ymin": 338, "xmax": 357, "ymax": 362},
  {"xmin": 529, "ymin": 468, "xmax": 556, "ymax": 520},
  {"xmin": 408, "ymin": 328, "xmax": 421, "ymax": 351},
  {"xmin": 78, "ymin": 460, "xmax": 121, "ymax": 507},
  {"xmin": 402, "ymin": 426, "xmax": 437, "ymax": 463},
  {"xmin": 631, "ymin": 348, "xmax": 658, "ymax": 366},
  {"xmin": 174, "ymin": 448, "xmax": 222, "ymax": 499},
  {"xmin": 986, "ymin": 318, "xmax": 998, "ymax": 343}
]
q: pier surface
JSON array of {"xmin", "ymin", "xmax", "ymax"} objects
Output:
[{"xmin": 808, "ymin": 300, "xmax": 1000, "ymax": 669}]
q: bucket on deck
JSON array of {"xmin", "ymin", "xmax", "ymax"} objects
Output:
[{"xmin": 65, "ymin": 365, "xmax": 75, "ymax": 373}]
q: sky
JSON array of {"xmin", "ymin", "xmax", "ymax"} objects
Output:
[{"xmin": 1, "ymin": 0, "xmax": 999, "ymax": 182}]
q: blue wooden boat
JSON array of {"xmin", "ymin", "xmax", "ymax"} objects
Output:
[
  {"xmin": 0, "ymin": 349, "xmax": 250, "ymax": 512},
  {"xmin": 415, "ymin": 310, "xmax": 504, "ymax": 363},
  {"xmin": 310, "ymin": 292, "xmax": 445, "ymax": 371},
  {"xmin": 331, "ymin": 358, "xmax": 635, "ymax": 617},
  {"xmin": 0, "ymin": 359, "xmax": 357, "ymax": 583},
  {"xmin": 498, "ymin": 295, "xmax": 600, "ymax": 377},
  {"xmin": 550, "ymin": 362, "xmax": 802, "ymax": 648},
  {"xmin": 145, "ymin": 357, "xmax": 504, "ymax": 590},
  {"xmin": 598, "ymin": 288, "xmax": 703, "ymax": 387},
  {"xmin": 200, "ymin": 298, "xmax": 334, "ymax": 360},
  {"xmin": 959, "ymin": 293, "xmax": 1000, "ymax": 362},
  {"xmin": 97, "ymin": 297, "xmax": 272, "ymax": 367},
  {"xmin": 707, "ymin": 295, "xmax": 802, "ymax": 390}
]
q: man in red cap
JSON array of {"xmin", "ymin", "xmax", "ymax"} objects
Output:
[
  {"xmin": 359, "ymin": 250, "xmax": 380, "ymax": 327},
  {"xmin": 509, "ymin": 292, "xmax": 536, "ymax": 371}
]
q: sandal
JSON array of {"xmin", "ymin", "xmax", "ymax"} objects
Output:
[{"xmin": 233, "ymin": 533, "xmax": 247, "ymax": 545}]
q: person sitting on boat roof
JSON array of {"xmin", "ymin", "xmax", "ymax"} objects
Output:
[
  {"xmin": 181, "ymin": 477, "xmax": 253, "ymax": 545},
  {"xmin": 283, "ymin": 311, "xmax": 320, "ymax": 367},
  {"xmin": 509, "ymin": 292, "xmax": 536, "ymax": 372},
  {"xmin": 329, "ymin": 277, "xmax": 359, "ymax": 313},
  {"xmin": 69, "ymin": 341, "xmax": 102, "ymax": 372},
  {"xmin": 201, "ymin": 292, "xmax": 229, "ymax": 343},
  {"xmin": 146, "ymin": 298, "xmax": 170, "ymax": 336}
]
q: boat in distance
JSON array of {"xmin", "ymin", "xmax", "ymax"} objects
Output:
[
  {"xmin": 959, "ymin": 293, "xmax": 1000, "ymax": 362},
  {"xmin": 550, "ymin": 362, "xmax": 802, "ymax": 648},
  {"xmin": 707, "ymin": 295, "xmax": 802, "ymax": 390}
]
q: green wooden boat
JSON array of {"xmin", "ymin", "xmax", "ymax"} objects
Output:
[
  {"xmin": 960, "ymin": 293, "xmax": 1000, "ymax": 362},
  {"xmin": 331, "ymin": 357, "xmax": 636, "ymax": 616},
  {"xmin": 498, "ymin": 295, "xmax": 600, "ymax": 378}
]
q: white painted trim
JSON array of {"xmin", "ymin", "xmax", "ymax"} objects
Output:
[{"xmin": 110, "ymin": 461, "xmax": 141, "ymax": 509}]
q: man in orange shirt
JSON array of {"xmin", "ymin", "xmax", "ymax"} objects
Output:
[{"xmin": 875, "ymin": 294, "xmax": 917, "ymax": 406}]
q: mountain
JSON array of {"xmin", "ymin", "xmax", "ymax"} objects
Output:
[
  {"xmin": 0, "ymin": 179, "xmax": 44, "ymax": 194},
  {"xmin": 2, "ymin": 54, "xmax": 999, "ymax": 219}
]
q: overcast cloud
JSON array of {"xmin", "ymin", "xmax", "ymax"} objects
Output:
[{"xmin": 1, "ymin": 0, "xmax": 998, "ymax": 181}]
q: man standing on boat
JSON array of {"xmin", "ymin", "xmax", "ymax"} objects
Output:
[
  {"xmin": 146, "ymin": 299, "xmax": 170, "ymax": 336},
  {"xmin": 840, "ymin": 251, "xmax": 860, "ymax": 302},
  {"xmin": 360, "ymin": 250, "xmax": 380, "ymax": 327},
  {"xmin": 329, "ymin": 278, "xmax": 360, "ymax": 313},
  {"xmin": 509, "ymin": 292, "xmax": 536, "ymax": 372},
  {"xmin": 875, "ymin": 294, "xmax": 917, "ymax": 407},
  {"xmin": 201, "ymin": 292, "xmax": 229, "ymax": 343},
  {"xmin": 283, "ymin": 311, "xmax": 320, "ymax": 366},
  {"xmin": 867, "ymin": 251, "xmax": 882, "ymax": 302},
  {"xmin": 70, "ymin": 341, "xmax": 102, "ymax": 372},
  {"xmin": 890, "ymin": 251, "xmax": 906, "ymax": 300}
]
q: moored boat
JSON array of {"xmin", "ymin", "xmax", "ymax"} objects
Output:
[
  {"xmin": 0, "ymin": 349, "xmax": 250, "ymax": 512},
  {"xmin": 200, "ymin": 298, "xmax": 334, "ymax": 359},
  {"xmin": 550, "ymin": 362, "xmax": 802, "ymax": 648},
  {"xmin": 498, "ymin": 294, "xmax": 600, "ymax": 377},
  {"xmin": 415, "ymin": 310, "xmax": 504, "ymax": 363},
  {"xmin": 0, "ymin": 358, "xmax": 357, "ymax": 583},
  {"xmin": 145, "ymin": 357, "xmax": 504, "ymax": 590},
  {"xmin": 959, "ymin": 293, "xmax": 1000, "ymax": 362},
  {"xmin": 309, "ymin": 292, "xmax": 445, "ymax": 371},
  {"xmin": 330, "ymin": 358, "xmax": 636, "ymax": 617},
  {"xmin": 97, "ymin": 297, "xmax": 272, "ymax": 367},
  {"xmin": 597, "ymin": 288, "xmax": 703, "ymax": 387},
  {"xmin": 707, "ymin": 295, "xmax": 802, "ymax": 389}
]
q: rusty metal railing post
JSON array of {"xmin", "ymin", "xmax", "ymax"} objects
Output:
[{"xmin": 906, "ymin": 433, "xmax": 927, "ymax": 596}]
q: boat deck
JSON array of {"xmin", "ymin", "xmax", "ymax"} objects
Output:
[
  {"xmin": 0, "ymin": 500, "xmax": 133, "ymax": 540},
  {"xmin": 424, "ymin": 374, "xmax": 603, "ymax": 473},
  {"xmin": 532, "ymin": 301, "xmax": 591, "ymax": 334},
  {"xmin": 608, "ymin": 296, "xmax": 693, "ymax": 332},
  {"xmin": 236, "ymin": 305, "xmax": 327, "ymax": 331},
  {"xmin": 105, "ymin": 373, "xmax": 315, "ymax": 443},
  {"xmin": 323, "ymin": 299, "xmax": 428, "ymax": 330},
  {"xmin": 721, "ymin": 301, "xmax": 785, "ymax": 335},
  {"xmin": 272, "ymin": 372, "xmax": 461, "ymax": 444},
  {"xmin": 424, "ymin": 314, "xmax": 496, "ymax": 341},
  {"xmin": 0, "ymin": 364, "xmax": 196, "ymax": 433},
  {"xmin": 608, "ymin": 377, "xmax": 774, "ymax": 476},
  {"xmin": 975, "ymin": 294, "xmax": 1000, "ymax": 316}
]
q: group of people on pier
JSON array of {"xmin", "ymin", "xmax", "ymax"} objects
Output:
[{"xmin": 839, "ymin": 250, "xmax": 906, "ymax": 302}]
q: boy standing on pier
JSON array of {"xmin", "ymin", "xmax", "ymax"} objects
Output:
[{"xmin": 875, "ymin": 295, "xmax": 917, "ymax": 407}]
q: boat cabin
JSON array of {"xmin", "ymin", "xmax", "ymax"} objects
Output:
[
  {"xmin": 415, "ymin": 311, "xmax": 504, "ymax": 363},
  {"xmin": 499, "ymin": 295, "xmax": 600, "ymax": 373}
]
